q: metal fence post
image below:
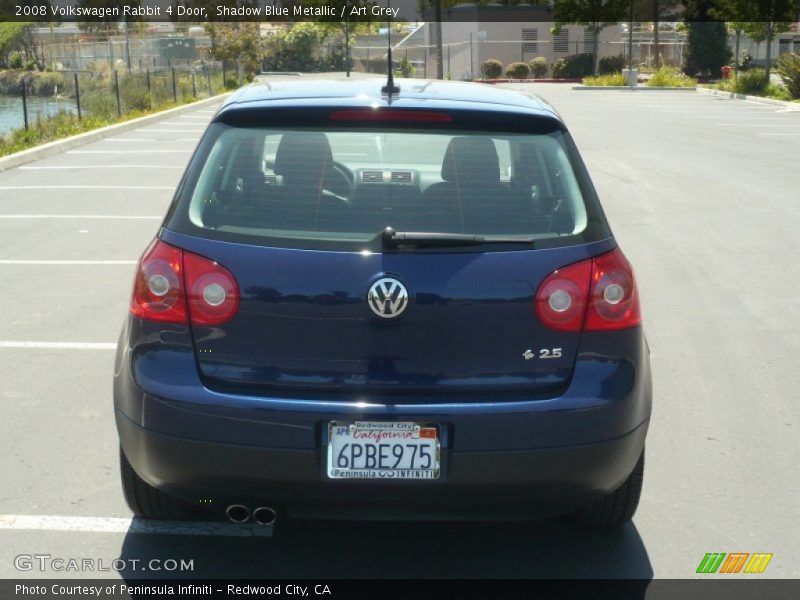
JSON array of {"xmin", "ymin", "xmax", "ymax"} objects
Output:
[
  {"xmin": 74, "ymin": 72, "xmax": 81, "ymax": 121},
  {"xmin": 191, "ymin": 72, "xmax": 196, "ymax": 98},
  {"xmin": 447, "ymin": 44, "xmax": 451, "ymax": 77},
  {"xmin": 114, "ymin": 70, "xmax": 121, "ymax": 117},
  {"xmin": 203, "ymin": 62, "xmax": 212, "ymax": 96},
  {"xmin": 21, "ymin": 78, "xmax": 29, "ymax": 130},
  {"xmin": 469, "ymin": 33, "xmax": 474, "ymax": 79},
  {"xmin": 172, "ymin": 68, "xmax": 177, "ymax": 102},
  {"xmin": 146, "ymin": 69, "xmax": 151, "ymax": 94},
  {"xmin": 424, "ymin": 45, "xmax": 428, "ymax": 78},
  {"xmin": 222, "ymin": 61, "xmax": 226, "ymax": 87}
]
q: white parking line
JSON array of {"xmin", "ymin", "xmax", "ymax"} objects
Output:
[
  {"xmin": 717, "ymin": 123, "xmax": 800, "ymax": 127},
  {"xmin": 757, "ymin": 132, "xmax": 800, "ymax": 136},
  {"xmin": 18, "ymin": 165, "xmax": 183, "ymax": 170},
  {"xmin": 0, "ymin": 260, "xmax": 136, "ymax": 265},
  {"xmin": 0, "ymin": 341, "xmax": 117, "ymax": 349},
  {"xmin": 0, "ymin": 215, "xmax": 160, "ymax": 220},
  {"xmin": 0, "ymin": 185, "xmax": 173, "ymax": 190},
  {"xmin": 0, "ymin": 514, "xmax": 273, "ymax": 537},
  {"xmin": 66, "ymin": 150, "xmax": 192, "ymax": 154},
  {"xmin": 139, "ymin": 129, "xmax": 205, "ymax": 134}
]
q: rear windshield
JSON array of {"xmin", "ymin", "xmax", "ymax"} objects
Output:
[{"xmin": 168, "ymin": 122, "xmax": 609, "ymax": 251}]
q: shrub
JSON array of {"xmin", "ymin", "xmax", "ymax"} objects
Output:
[
  {"xmin": 9, "ymin": 52, "xmax": 23, "ymax": 69},
  {"xmin": 82, "ymin": 90, "xmax": 117, "ymax": 119},
  {"xmin": 551, "ymin": 53, "xmax": 594, "ymax": 79},
  {"xmin": 720, "ymin": 69, "xmax": 768, "ymax": 95},
  {"xmin": 598, "ymin": 54, "xmax": 626, "ymax": 75},
  {"xmin": 776, "ymin": 53, "xmax": 800, "ymax": 99},
  {"xmin": 121, "ymin": 77, "xmax": 153, "ymax": 111},
  {"xmin": 583, "ymin": 73, "xmax": 626, "ymax": 86},
  {"xmin": 31, "ymin": 71, "xmax": 65, "ymax": 96},
  {"xmin": 647, "ymin": 66, "xmax": 697, "ymax": 88},
  {"xmin": 481, "ymin": 59, "xmax": 503, "ymax": 79},
  {"xmin": 505, "ymin": 62, "xmax": 530, "ymax": 79},
  {"xmin": 528, "ymin": 57, "xmax": 548, "ymax": 78}
]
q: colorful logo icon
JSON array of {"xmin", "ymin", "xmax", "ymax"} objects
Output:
[{"xmin": 696, "ymin": 553, "xmax": 773, "ymax": 574}]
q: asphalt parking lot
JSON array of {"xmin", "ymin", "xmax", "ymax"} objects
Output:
[{"xmin": 0, "ymin": 83, "xmax": 798, "ymax": 580}]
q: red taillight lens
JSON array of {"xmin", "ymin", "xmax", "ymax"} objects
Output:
[
  {"xmin": 130, "ymin": 240, "xmax": 188, "ymax": 324},
  {"xmin": 535, "ymin": 259, "xmax": 591, "ymax": 332},
  {"xmin": 535, "ymin": 248, "xmax": 641, "ymax": 333},
  {"xmin": 584, "ymin": 248, "xmax": 641, "ymax": 331},
  {"xmin": 329, "ymin": 109, "xmax": 452, "ymax": 123},
  {"xmin": 130, "ymin": 240, "xmax": 239, "ymax": 326},
  {"xmin": 184, "ymin": 252, "xmax": 240, "ymax": 326}
]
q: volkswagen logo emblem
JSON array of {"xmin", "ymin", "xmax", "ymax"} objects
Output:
[{"xmin": 367, "ymin": 278, "xmax": 409, "ymax": 319}]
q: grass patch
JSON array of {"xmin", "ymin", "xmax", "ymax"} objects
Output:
[
  {"xmin": 583, "ymin": 73, "xmax": 626, "ymax": 86},
  {"xmin": 647, "ymin": 67, "xmax": 697, "ymax": 88},
  {"xmin": 713, "ymin": 69, "xmax": 795, "ymax": 102}
]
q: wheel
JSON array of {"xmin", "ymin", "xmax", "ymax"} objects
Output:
[
  {"xmin": 568, "ymin": 451, "xmax": 644, "ymax": 527},
  {"xmin": 119, "ymin": 447, "xmax": 199, "ymax": 520}
]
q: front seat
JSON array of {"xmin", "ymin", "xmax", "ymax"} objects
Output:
[
  {"xmin": 267, "ymin": 132, "xmax": 350, "ymax": 231},
  {"xmin": 423, "ymin": 136, "xmax": 527, "ymax": 234}
]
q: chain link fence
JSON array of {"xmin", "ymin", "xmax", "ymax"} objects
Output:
[
  {"xmin": 0, "ymin": 61, "xmax": 230, "ymax": 138},
  {"xmin": 349, "ymin": 38, "xmax": 688, "ymax": 81}
]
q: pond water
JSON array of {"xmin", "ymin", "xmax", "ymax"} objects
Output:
[{"xmin": 0, "ymin": 94, "xmax": 79, "ymax": 136}]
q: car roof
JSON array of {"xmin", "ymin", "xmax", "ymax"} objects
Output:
[{"xmin": 217, "ymin": 75, "xmax": 563, "ymax": 123}]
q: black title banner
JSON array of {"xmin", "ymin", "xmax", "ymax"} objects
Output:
[
  {"xmin": 3, "ymin": 579, "xmax": 800, "ymax": 600},
  {"xmin": 3, "ymin": 0, "xmax": 787, "ymax": 23}
]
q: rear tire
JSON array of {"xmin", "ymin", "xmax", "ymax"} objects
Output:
[
  {"xmin": 568, "ymin": 451, "xmax": 644, "ymax": 527},
  {"xmin": 119, "ymin": 447, "xmax": 199, "ymax": 520}
]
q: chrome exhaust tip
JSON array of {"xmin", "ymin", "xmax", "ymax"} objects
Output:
[
  {"xmin": 225, "ymin": 504, "xmax": 250, "ymax": 523},
  {"xmin": 252, "ymin": 506, "xmax": 277, "ymax": 526}
]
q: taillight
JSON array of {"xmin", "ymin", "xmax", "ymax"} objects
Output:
[
  {"xmin": 535, "ymin": 259, "xmax": 592, "ymax": 332},
  {"xmin": 329, "ymin": 109, "xmax": 452, "ymax": 123},
  {"xmin": 584, "ymin": 248, "xmax": 641, "ymax": 331},
  {"xmin": 130, "ymin": 240, "xmax": 187, "ymax": 324},
  {"xmin": 184, "ymin": 252, "xmax": 240, "ymax": 326},
  {"xmin": 130, "ymin": 240, "xmax": 239, "ymax": 326},
  {"xmin": 535, "ymin": 248, "xmax": 641, "ymax": 332}
]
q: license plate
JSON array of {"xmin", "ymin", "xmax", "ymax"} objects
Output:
[{"xmin": 327, "ymin": 421, "xmax": 440, "ymax": 480}]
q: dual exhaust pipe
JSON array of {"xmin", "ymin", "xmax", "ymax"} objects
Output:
[{"xmin": 225, "ymin": 504, "xmax": 277, "ymax": 526}]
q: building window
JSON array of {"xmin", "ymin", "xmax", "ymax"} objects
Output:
[
  {"xmin": 779, "ymin": 39, "xmax": 790, "ymax": 55},
  {"xmin": 553, "ymin": 29, "xmax": 568, "ymax": 53},
  {"xmin": 584, "ymin": 27, "xmax": 595, "ymax": 53},
  {"xmin": 522, "ymin": 28, "xmax": 539, "ymax": 54}
]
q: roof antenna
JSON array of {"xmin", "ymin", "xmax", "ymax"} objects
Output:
[{"xmin": 381, "ymin": 1, "xmax": 400, "ymax": 96}]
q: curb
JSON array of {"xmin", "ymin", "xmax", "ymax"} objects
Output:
[
  {"xmin": 696, "ymin": 86, "xmax": 800, "ymax": 109},
  {"xmin": 0, "ymin": 94, "xmax": 228, "ymax": 173},
  {"xmin": 572, "ymin": 85, "xmax": 696, "ymax": 91},
  {"xmin": 476, "ymin": 79, "xmax": 583, "ymax": 84}
]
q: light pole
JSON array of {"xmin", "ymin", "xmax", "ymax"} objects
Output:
[{"xmin": 345, "ymin": 1, "xmax": 350, "ymax": 77}]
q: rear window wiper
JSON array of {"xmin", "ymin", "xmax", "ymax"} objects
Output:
[{"xmin": 381, "ymin": 227, "xmax": 534, "ymax": 248}]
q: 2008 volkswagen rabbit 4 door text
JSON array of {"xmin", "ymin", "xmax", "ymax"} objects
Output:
[{"xmin": 114, "ymin": 77, "xmax": 651, "ymax": 527}]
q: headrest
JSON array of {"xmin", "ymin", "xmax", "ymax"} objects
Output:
[
  {"xmin": 441, "ymin": 136, "xmax": 501, "ymax": 184},
  {"xmin": 274, "ymin": 132, "xmax": 333, "ymax": 183}
]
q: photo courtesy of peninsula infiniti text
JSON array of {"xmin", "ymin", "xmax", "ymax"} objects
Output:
[{"xmin": 113, "ymin": 77, "xmax": 652, "ymax": 528}]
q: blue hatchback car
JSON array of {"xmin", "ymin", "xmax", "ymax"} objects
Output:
[{"xmin": 114, "ymin": 78, "xmax": 651, "ymax": 527}]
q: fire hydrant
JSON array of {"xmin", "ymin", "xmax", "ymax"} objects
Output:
[{"xmin": 721, "ymin": 65, "xmax": 732, "ymax": 80}]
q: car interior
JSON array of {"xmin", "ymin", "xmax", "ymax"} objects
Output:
[{"xmin": 195, "ymin": 129, "xmax": 584, "ymax": 240}]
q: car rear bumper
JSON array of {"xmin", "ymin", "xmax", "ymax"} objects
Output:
[
  {"xmin": 114, "ymin": 318, "xmax": 652, "ymax": 520},
  {"xmin": 117, "ymin": 410, "xmax": 648, "ymax": 520}
]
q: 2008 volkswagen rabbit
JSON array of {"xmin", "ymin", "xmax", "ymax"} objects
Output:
[{"xmin": 114, "ymin": 78, "xmax": 651, "ymax": 527}]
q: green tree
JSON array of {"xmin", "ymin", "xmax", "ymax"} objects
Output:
[
  {"xmin": 76, "ymin": 0, "xmax": 144, "ymax": 39},
  {"xmin": 262, "ymin": 22, "xmax": 343, "ymax": 73},
  {"xmin": 682, "ymin": 1, "xmax": 731, "ymax": 77},
  {"xmin": 553, "ymin": 0, "xmax": 630, "ymax": 76},
  {"xmin": 206, "ymin": 22, "xmax": 264, "ymax": 78},
  {"xmin": 710, "ymin": 0, "xmax": 800, "ymax": 79}
]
